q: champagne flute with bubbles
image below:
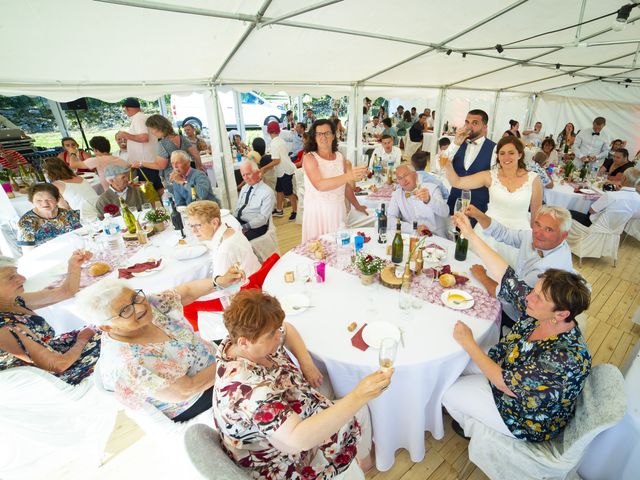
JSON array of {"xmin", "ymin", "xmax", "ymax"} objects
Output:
[{"xmin": 461, "ymin": 190, "xmax": 471, "ymax": 210}]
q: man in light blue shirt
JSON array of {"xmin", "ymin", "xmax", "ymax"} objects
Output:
[
  {"xmin": 169, "ymin": 150, "xmax": 219, "ymax": 206},
  {"xmin": 289, "ymin": 122, "xmax": 305, "ymax": 160},
  {"xmin": 411, "ymin": 150, "xmax": 450, "ymax": 200},
  {"xmin": 234, "ymin": 160, "xmax": 276, "ymax": 240},
  {"xmin": 465, "ymin": 203, "xmax": 574, "ymax": 329}
]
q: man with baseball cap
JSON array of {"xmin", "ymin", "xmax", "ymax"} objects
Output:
[
  {"xmin": 261, "ymin": 121, "xmax": 298, "ymax": 220},
  {"xmin": 95, "ymin": 164, "xmax": 145, "ymax": 219},
  {"xmin": 116, "ymin": 97, "xmax": 163, "ymax": 194}
]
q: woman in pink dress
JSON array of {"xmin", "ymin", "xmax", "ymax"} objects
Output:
[{"xmin": 302, "ymin": 119, "xmax": 368, "ymax": 242}]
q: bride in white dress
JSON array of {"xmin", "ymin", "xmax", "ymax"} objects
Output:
[{"xmin": 442, "ymin": 136, "xmax": 542, "ymax": 266}]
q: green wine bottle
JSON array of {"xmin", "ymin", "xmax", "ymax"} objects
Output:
[
  {"xmin": 454, "ymin": 232, "xmax": 468, "ymax": 261},
  {"xmin": 391, "ymin": 219, "xmax": 404, "ymax": 264},
  {"xmin": 119, "ymin": 197, "xmax": 137, "ymax": 234}
]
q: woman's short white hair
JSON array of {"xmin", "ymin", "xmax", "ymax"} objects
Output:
[
  {"xmin": 0, "ymin": 256, "xmax": 17, "ymax": 270},
  {"xmin": 535, "ymin": 205, "xmax": 572, "ymax": 233},
  {"xmin": 75, "ymin": 278, "xmax": 131, "ymax": 326}
]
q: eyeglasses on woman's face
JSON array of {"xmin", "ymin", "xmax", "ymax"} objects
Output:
[
  {"xmin": 315, "ymin": 130, "xmax": 333, "ymax": 138},
  {"xmin": 118, "ymin": 289, "xmax": 146, "ymax": 318}
]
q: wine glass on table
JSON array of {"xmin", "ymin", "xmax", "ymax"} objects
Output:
[{"xmin": 379, "ymin": 337, "xmax": 398, "ymax": 372}]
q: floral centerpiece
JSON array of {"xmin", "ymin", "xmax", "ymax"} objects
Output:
[
  {"xmin": 144, "ymin": 208, "xmax": 170, "ymax": 232},
  {"xmin": 561, "ymin": 159, "xmax": 576, "ymax": 180},
  {"xmin": 354, "ymin": 252, "xmax": 385, "ymax": 285}
]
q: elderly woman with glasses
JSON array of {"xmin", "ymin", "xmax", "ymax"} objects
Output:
[
  {"xmin": 185, "ymin": 200, "xmax": 260, "ymax": 279},
  {"xmin": 75, "ymin": 267, "xmax": 243, "ymax": 421},
  {"xmin": 301, "ymin": 119, "xmax": 369, "ymax": 242},
  {"xmin": 214, "ymin": 289, "xmax": 392, "ymax": 479}
]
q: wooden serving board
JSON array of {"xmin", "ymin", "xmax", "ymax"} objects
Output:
[{"xmin": 380, "ymin": 265, "xmax": 403, "ymax": 289}]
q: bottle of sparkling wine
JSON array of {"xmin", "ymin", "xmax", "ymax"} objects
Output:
[
  {"xmin": 409, "ymin": 221, "xmax": 419, "ymax": 258},
  {"xmin": 391, "ymin": 219, "xmax": 403, "ymax": 264},
  {"xmin": 119, "ymin": 197, "xmax": 137, "ymax": 234},
  {"xmin": 191, "ymin": 185, "xmax": 198, "ymax": 202},
  {"xmin": 169, "ymin": 197, "xmax": 185, "ymax": 237},
  {"xmin": 454, "ymin": 232, "xmax": 468, "ymax": 261},
  {"xmin": 378, "ymin": 203, "xmax": 387, "ymax": 243}
]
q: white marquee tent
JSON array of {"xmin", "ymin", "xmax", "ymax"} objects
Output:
[{"xmin": 2, "ymin": 0, "xmax": 640, "ymax": 205}]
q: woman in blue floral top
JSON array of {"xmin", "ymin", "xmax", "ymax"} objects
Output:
[
  {"xmin": 443, "ymin": 212, "xmax": 591, "ymax": 442},
  {"xmin": 214, "ymin": 290, "xmax": 392, "ymax": 479},
  {"xmin": 17, "ymin": 183, "xmax": 82, "ymax": 252},
  {"xmin": 0, "ymin": 252, "xmax": 100, "ymax": 385}
]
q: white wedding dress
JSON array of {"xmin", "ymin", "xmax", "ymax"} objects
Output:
[{"xmin": 475, "ymin": 168, "xmax": 537, "ymax": 267}]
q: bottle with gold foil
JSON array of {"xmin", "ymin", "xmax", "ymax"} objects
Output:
[
  {"xmin": 414, "ymin": 247, "xmax": 424, "ymax": 275},
  {"xmin": 135, "ymin": 218, "xmax": 148, "ymax": 245},
  {"xmin": 191, "ymin": 185, "xmax": 198, "ymax": 202},
  {"xmin": 119, "ymin": 197, "xmax": 137, "ymax": 234}
]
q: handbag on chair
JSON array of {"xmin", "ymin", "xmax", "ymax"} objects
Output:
[{"xmin": 130, "ymin": 168, "xmax": 161, "ymax": 205}]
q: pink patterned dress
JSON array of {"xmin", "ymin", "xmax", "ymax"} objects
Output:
[{"xmin": 302, "ymin": 151, "xmax": 348, "ymax": 242}]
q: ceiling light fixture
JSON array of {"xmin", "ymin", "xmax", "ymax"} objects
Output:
[
  {"xmin": 446, "ymin": 49, "xmax": 452, "ymax": 56},
  {"xmin": 495, "ymin": 44, "xmax": 504, "ymax": 54},
  {"xmin": 462, "ymin": 52, "xmax": 467, "ymax": 59},
  {"xmin": 613, "ymin": 3, "xmax": 638, "ymax": 31},
  {"xmin": 556, "ymin": 63, "xmax": 561, "ymax": 70}
]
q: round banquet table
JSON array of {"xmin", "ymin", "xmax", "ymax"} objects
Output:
[
  {"xmin": 15, "ymin": 213, "xmax": 236, "ymax": 334},
  {"xmin": 543, "ymin": 181, "xmax": 600, "ymax": 214},
  {"xmin": 262, "ymin": 227, "xmax": 500, "ymax": 471}
]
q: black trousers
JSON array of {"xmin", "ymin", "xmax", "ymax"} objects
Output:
[
  {"xmin": 238, "ymin": 219, "xmax": 269, "ymax": 240},
  {"xmin": 570, "ymin": 209, "xmax": 592, "ymax": 227},
  {"xmin": 172, "ymin": 386, "xmax": 214, "ymax": 423}
]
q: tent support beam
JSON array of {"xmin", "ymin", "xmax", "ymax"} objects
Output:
[
  {"xmin": 446, "ymin": 13, "xmax": 640, "ymax": 88},
  {"xmin": 540, "ymin": 66, "xmax": 640, "ymax": 94},
  {"xmin": 232, "ymin": 90, "xmax": 246, "ymax": 140},
  {"xmin": 435, "ymin": 88, "xmax": 446, "ymax": 138},
  {"xmin": 502, "ymin": 52, "xmax": 638, "ymax": 90},
  {"xmin": 209, "ymin": 0, "xmax": 273, "ymax": 83},
  {"xmin": 489, "ymin": 91, "xmax": 501, "ymax": 139},
  {"xmin": 47, "ymin": 100, "xmax": 70, "ymax": 138},
  {"xmin": 574, "ymin": 0, "xmax": 588, "ymax": 42},
  {"xmin": 359, "ymin": 0, "xmax": 529, "ymax": 82},
  {"xmin": 633, "ymin": 43, "xmax": 640, "ymax": 68},
  {"xmin": 257, "ymin": 0, "xmax": 342, "ymax": 28}
]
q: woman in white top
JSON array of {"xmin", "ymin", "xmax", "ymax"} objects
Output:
[
  {"xmin": 442, "ymin": 136, "xmax": 542, "ymax": 266},
  {"xmin": 43, "ymin": 157, "xmax": 99, "ymax": 222},
  {"xmin": 301, "ymin": 119, "xmax": 368, "ymax": 242},
  {"xmin": 185, "ymin": 200, "xmax": 260, "ymax": 278}
]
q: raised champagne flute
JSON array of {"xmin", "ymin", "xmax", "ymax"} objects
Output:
[
  {"xmin": 379, "ymin": 337, "xmax": 398, "ymax": 372},
  {"xmin": 461, "ymin": 190, "xmax": 471, "ymax": 210}
]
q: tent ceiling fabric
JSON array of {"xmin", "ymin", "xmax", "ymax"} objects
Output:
[{"xmin": 0, "ymin": 0, "xmax": 639, "ymax": 103}]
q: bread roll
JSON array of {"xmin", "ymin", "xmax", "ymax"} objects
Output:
[{"xmin": 88, "ymin": 262, "xmax": 111, "ymax": 277}]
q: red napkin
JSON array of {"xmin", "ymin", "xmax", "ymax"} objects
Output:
[
  {"xmin": 118, "ymin": 260, "xmax": 162, "ymax": 279},
  {"xmin": 351, "ymin": 323, "xmax": 369, "ymax": 351}
]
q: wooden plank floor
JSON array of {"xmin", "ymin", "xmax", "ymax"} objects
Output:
[{"xmin": 59, "ymin": 209, "xmax": 640, "ymax": 479}]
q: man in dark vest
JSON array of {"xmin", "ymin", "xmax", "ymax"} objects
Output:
[{"xmin": 445, "ymin": 109, "xmax": 496, "ymax": 222}]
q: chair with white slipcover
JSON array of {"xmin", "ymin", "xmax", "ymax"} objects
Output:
[
  {"xmin": 0, "ymin": 366, "xmax": 118, "ymax": 480},
  {"xmin": 183, "ymin": 424, "xmax": 251, "ymax": 480},
  {"xmin": 465, "ymin": 363, "xmax": 626, "ymax": 480},
  {"xmin": 249, "ymin": 217, "xmax": 280, "ymax": 263},
  {"xmin": 566, "ymin": 210, "xmax": 632, "ymax": 266},
  {"xmin": 402, "ymin": 134, "xmax": 422, "ymax": 162}
]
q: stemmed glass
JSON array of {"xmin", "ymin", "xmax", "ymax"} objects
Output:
[
  {"xmin": 379, "ymin": 337, "xmax": 398, "ymax": 372},
  {"xmin": 461, "ymin": 190, "xmax": 471, "ymax": 210}
]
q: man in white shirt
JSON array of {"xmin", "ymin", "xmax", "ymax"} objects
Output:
[
  {"xmin": 423, "ymin": 108, "xmax": 434, "ymax": 131},
  {"xmin": 572, "ymin": 117, "xmax": 610, "ymax": 169},
  {"xmin": 372, "ymin": 135, "xmax": 402, "ymax": 168},
  {"xmin": 114, "ymin": 132, "xmax": 128, "ymax": 162},
  {"xmin": 465, "ymin": 203, "xmax": 574, "ymax": 330},
  {"xmin": 570, "ymin": 167, "xmax": 640, "ymax": 226},
  {"xmin": 363, "ymin": 116, "xmax": 384, "ymax": 139},
  {"xmin": 523, "ymin": 122, "xmax": 544, "ymax": 147},
  {"xmin": 393, "ymin": 105, "xmax": 405, "ymax": 123},
  {"xmin": 116, "ymin": 98, "xmax": 162, "ymax": 193},
  {"xmin": 262, "ymin": 121, "xmax": 298, "ymax": 221},
  {"xmin": 388, "ymin": 164, "xmax": 449, "ymax": 237}
]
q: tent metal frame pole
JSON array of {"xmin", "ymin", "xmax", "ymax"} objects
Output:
[
  {"xmin": 157, "ymin": 96, "xmax": 168, "ymax": 117},
  {"xmin": 355, "ymin": 85, "xmax": 364, "ymax": 166},
  {"xmin": 346, "ymin": 84, "xmax": 358, "ymax": 165},
  {"xmin": 435, "ymin": 88, "xmax": 446, "ymax": 138},
  {"xmin": 540, "ymin": 66, "xmax": 640, "ymax": 94},
  {"xmin": 232, "ymin": 90, "xmax": 246, "ymax": 140},
  {"xmin": 257, "ymin": 0, "xmax": 342, "ymax": 28},
  {"xmin": 93, "ymin": 0, "xmax": 255, "ymax": 21},
  {"xmin": 633, "ymin": 43, "xmax": 640, "ymax": 68},
  {"xmin": 523, "ymin": 94, "xmax": 538, "ymax": 129},
  {"xmin": 360, "ymin": 0, "xmax": 528, "ymax": 82},
  {"xmin": 489, "ymin": 91, "xmax": 501, "ymax": 140},
  {"xmin": 574, "ymin": 0, "xmax": 588, "ymax": 42},
  {"xmin": 206, "ymin": 87, "xmax": 236, "ymax": 209},
  {"xmin": 47, "ymin": 100, "xmax": 70, "ymax": 138}
]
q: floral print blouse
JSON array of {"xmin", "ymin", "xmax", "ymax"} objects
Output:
[
  {"xmin": 17, "ymin": 208, "xmax": 82, "ymax": 247},
  {"xmin": 490, "ymin": 267, "xmax": 592, "ymax": 441},
  {"xmin": 214, "ymin": 338, "xmax": 361, "ymax": 479},
  {"xmin": 0, "ymin": 297, "xmax": 100, "ymax": 385},
  {"xmin": 99, "ymin": 289, "xmax": 216, "ymax": 419}
]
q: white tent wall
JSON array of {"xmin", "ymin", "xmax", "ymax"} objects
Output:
[
  {"xmin": 535, "ymin": 93, "xmax": 640, "ymax": 155},
  {"xmin": 490, "ymin": 92, "xmax": 533, "ymax": 140}
]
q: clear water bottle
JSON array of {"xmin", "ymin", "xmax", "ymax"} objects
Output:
[
  {"xmin": 103, "ymin": 214, "xmax": 124, "ymax": 252},
  {"xmin": 161, "ymin": 190, "xmax": 172, "ymax": 209}
]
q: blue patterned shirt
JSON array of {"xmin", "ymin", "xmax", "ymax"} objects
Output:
[{"xmin": 489, "ymin": 267, "xmax": 591, "ymax": 441}]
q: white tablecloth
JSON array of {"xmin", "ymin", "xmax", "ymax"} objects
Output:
[
  {"xmin": 262, "ymin": 228, "xmax": 500, "ymax": 471},
  {"xmin": 543, "ymin": 181, "xmax": 599, "ymax": 214},
  {"xmin": 18, "ymin": 224, "xmax": 213, "ymax": 335}
]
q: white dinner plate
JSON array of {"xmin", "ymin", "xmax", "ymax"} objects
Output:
[
  {"xmin": 579, "ymin": 188, "xmax": 596, "ymax": 194},
  {"xmin": 279, "ymin": 293, "xmax": 311, "ymax": 316},
  {"xmin": 131, "ymin": 262, "xmax": 165, "ymax": 277},
  {"xmin": 440, "ymin": 289, "xmax": 474, "ymax": 310},
  {"xmin": 173, "ymin": 245, "xmax": 208, "ymax": 260},
  {"xmin": 362, "ymin": 321, "xmax": 401, "ymax": 349}
]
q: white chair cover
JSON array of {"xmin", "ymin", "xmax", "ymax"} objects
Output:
[
  {"xmin": 402, "ymin": 134, "xmax": 422, "ymax": 162},
  {"xmin": 624, "ymin": 218, "xmax": 640, "ymax": 242},
  {"xmin": 198, "ymin": 311, "xmax": 227, "ymax": 342},
  {"xmin": 0, "ymin": 366, "xmax": 118, "ymax": 479},
  {"xmin": 183, "ymin": 424, "xmax": 251, "ymax": 480},
  {"xmin": 566, "ymin": 210, "xmax": 632, "ymax": 265},
  {"xmin": 249, "ymin": 217, "xmax": 280, "ymax": 263},
  {"xmin": 466, "ymin": 364, "xmax": 626, "ymax": 480}
]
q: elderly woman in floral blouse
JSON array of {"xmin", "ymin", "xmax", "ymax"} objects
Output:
[
  {"xmin": 443, "ymin": 212, "xmax": 591, "ymax": 442},
  {"xmin": 75, "ymin": 266, "xmax": 243, "ymax": 422},
  {"xmin": 214, "ymin": 289, "xmax": 392, "ymax": 480}
]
